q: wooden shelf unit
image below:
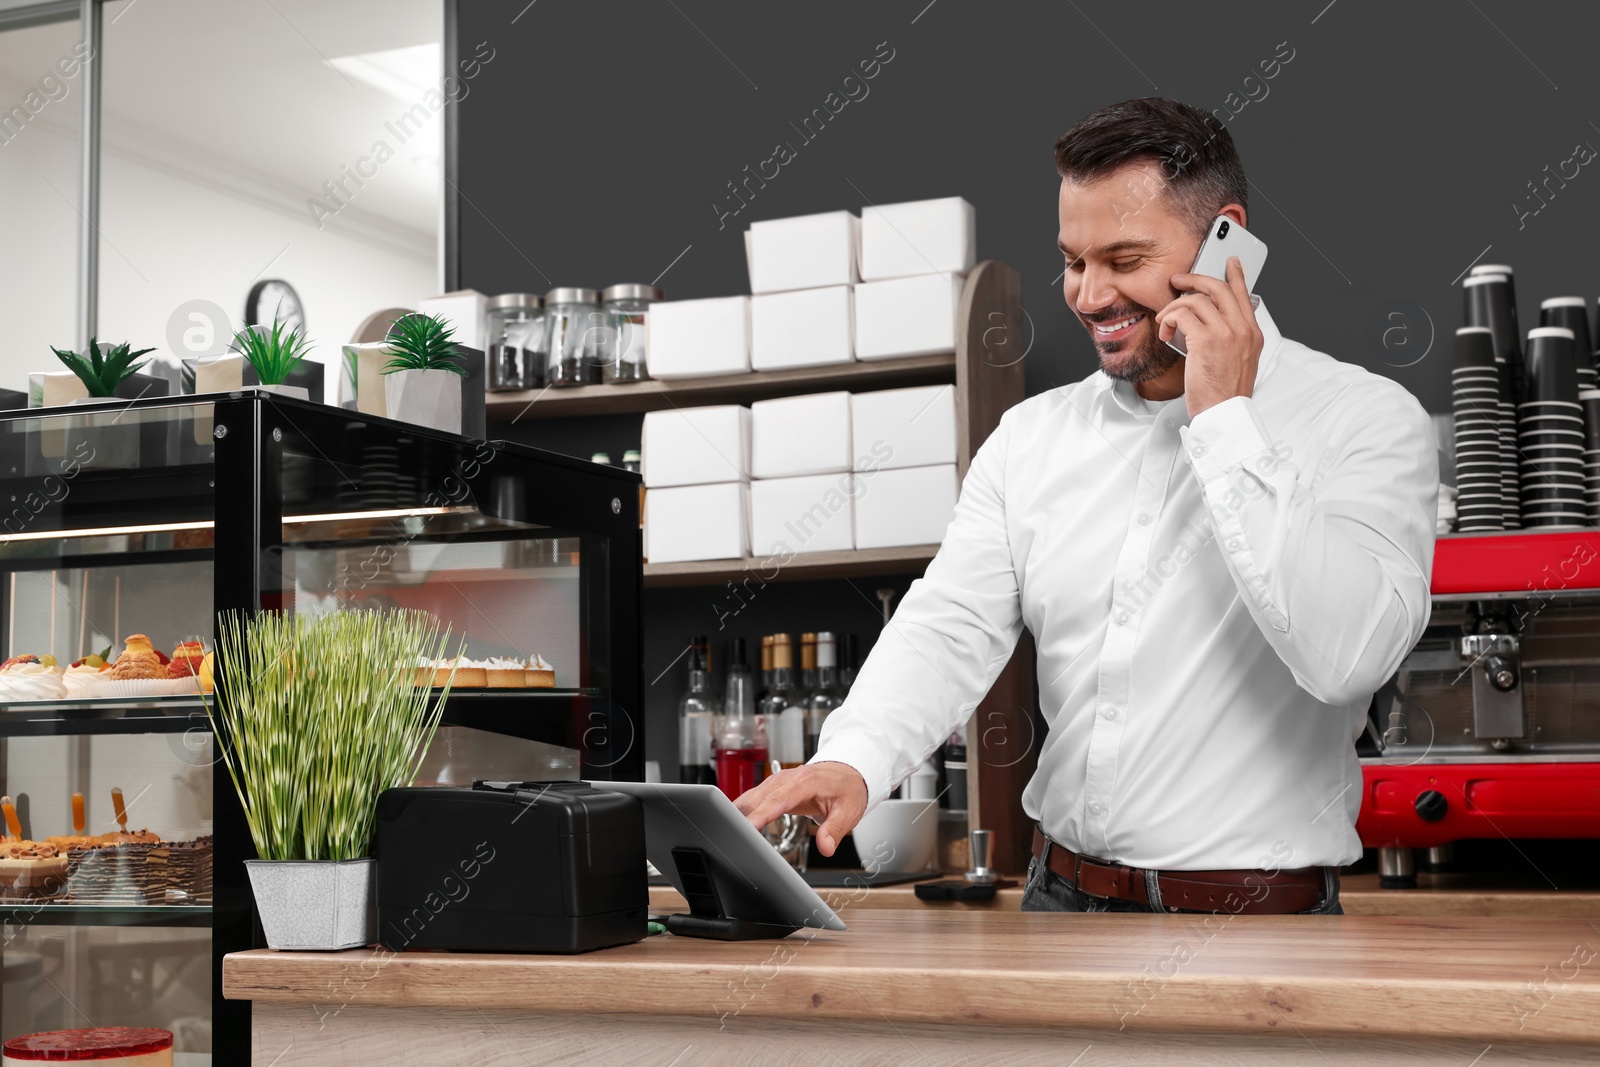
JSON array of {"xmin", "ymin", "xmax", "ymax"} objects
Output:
[{"xmin": 489, "ymin": 260, "xmax": 1039, "ymax": 874}]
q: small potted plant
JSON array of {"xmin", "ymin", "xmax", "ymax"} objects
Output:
[
  {"xmin": 50, "ymin": 338, "xmax": 156, "ymax": 468},
  {"xmin": 207, "ymin": 608, "xmax": 457, "ymax": 951},
  {"xmin": 381, "ymin": 313, "xmax": 467, "ymax": 433},
  {"xmin": 229, "ymin": 322, "xmax": 313, "ymax": 399}
]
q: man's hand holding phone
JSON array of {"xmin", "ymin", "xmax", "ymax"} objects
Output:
[{"xmin": 1158, "ymin": 256, "xmax": 1266, "ymax": 420}]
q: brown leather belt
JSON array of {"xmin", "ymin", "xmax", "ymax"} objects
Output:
[{"xmin": 1030, "ymin": 827, "xmax": 1328, "ymax": 915}]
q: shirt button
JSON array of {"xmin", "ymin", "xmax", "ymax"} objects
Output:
[
  {"xmin": 1137, "ymin": 513, "xmax": 1151, "ymax": 526},
  {"xmin": 1164, "ymin": 418, "xmax": 1176, "ymax": 431},
  {"xmin": 1102, "ymin": 707, "xmax": 1118, "ymax": 720},
  {"xmin": 1192, "ymin": 444, "xmax": 1207, "ymax": 457},
  {"xmin": 1226, "ymin": 538, "xmax": 1239, "ymax": 550},
  {"xmin": 1088, "ymin": 801, "xmax": 1105, "ymax": 815},
  {"xmin": 1114, "ymin": 612, "xmax": 1129, "ymax": 626}
]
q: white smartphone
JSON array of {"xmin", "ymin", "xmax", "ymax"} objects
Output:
[{"xmin": 1167, "ymin": 215, "xmax": 1269, "ymax": 355}]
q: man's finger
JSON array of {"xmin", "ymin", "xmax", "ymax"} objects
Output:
[
  {"xmin": 814, "ymin": 805, "xmax": 851, "ymax": 857},
  {"xmin": 1225, "ymin": 255, "xmax": 1252, "ymax": 315}
]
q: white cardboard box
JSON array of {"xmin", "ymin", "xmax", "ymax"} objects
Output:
[
  {"xmin": 858, "ymin": 196, "xmax": 976, "ymax": 281},
  {"xmin": 751, "ymin": 286, "xmax": 854, "ymax": 371},
  {"xmin": 854, "ymin": 463, "xmax": 958, "ymax": 549},
  {"xmin": 854, "ymin": 273, "xmax": 964, "ymax": 361},
  {"xmin": 750, "ymin": 473, "xmax": 856, "ymax": 556},
  {"xmin": 745, "ymin": 211, "xmax": 859, "ymax": 294},
  {"xmin": 851, "ymin": 385, "xmax": 957, "ymax": 471},
  {"xmin": 418, "ymin": 290, "xmax": 489, "ymax": 353},
  {"xmin": 641, "ymin": 405, "xmax": 750, "ymax": 487},
  {"xmin": 647, "ymin": 296, "xmax": 750, "ymax": 379},
  {"xmin": 751, "ymin": 391, "xmax": 852, "ymax": 478},
  {"xmin": 645, "ymin": 482, "xmax": 749, "ymax": 563}
]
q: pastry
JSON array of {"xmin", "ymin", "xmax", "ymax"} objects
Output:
[
  {"xmin": 0, "ymin": 656, "xmax": 66, "ymax": 701},
  {"xmin": 167, "ymin": 641, "xmax": 206, "ymax": 680},
  {"xmin": 44, "ymin": 835, "xmax": 101, "ymax": 852},
  {"xmin": 62, "ymin": 662, "xmax": 109, "ymax": 698},
  {"xmin": 0, "ymin": 841, "xmax": 68, "ymax": 899},
  {"xmin": 198, "ymin": 651, "xmax": 215, "ymax": 694},
  {"xmin": 107, "ymin": 635, "xmax": 166, "ymax": 680},
  {"xmin": 526, "ymin": 653, "xmax": 555, "ymax": 689},
  {"xmin": 482, "ymin": 657, "xmax": 527, "ymax": 688}
]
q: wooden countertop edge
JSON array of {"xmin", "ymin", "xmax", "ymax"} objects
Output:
[{"xmin": 224, "ymin": 938, "xmax": 1600, "ymax": 1044}]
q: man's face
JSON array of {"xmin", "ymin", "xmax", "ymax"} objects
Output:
[{"xmin": 1057, "ymin": 163, "xmax": 1205, "ymax": 384}]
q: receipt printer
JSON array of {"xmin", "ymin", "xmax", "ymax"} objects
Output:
[{"xmin": 375, "ymin": 780, "xmax": 647, "ymax": 954}]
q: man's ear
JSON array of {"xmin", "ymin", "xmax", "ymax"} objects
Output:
[{"xmin": 1217, "ymin": 202, "xmax": 1247, "ymax": 229}]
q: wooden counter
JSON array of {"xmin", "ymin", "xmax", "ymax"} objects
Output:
[
  {"xmin": 647, "ymin": 872, "xmax": 1600, "ymax": 917},
  {"xmin": 226, "ymin": 910, "xmax": 1600, "ymax": 1065}
]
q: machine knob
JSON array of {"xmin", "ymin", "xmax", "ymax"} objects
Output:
[
  {"xmin": 1482, "ymin": 654, "xmax": 1517, "ymax": 691},
  {"xmin": 1414, "ymin": 790, "xmax": 1448, "ymax": 823}
]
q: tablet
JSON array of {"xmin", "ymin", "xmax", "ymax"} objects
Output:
[{"xmin": 593, "ymin": 780, "xmax": 846, "ymax": 937}]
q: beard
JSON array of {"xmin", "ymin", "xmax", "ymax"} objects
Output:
[{"xmin": 1083, "ymin": 300, "xmax": 1181, "ymax": 384}]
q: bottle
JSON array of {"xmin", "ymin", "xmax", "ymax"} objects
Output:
[
  {"xmin": 839, "ymin": 632, "xmax": 859, "ymax": 693},
  {"xmin": 804, "ymin": 631, "xmax": 844, "ymax": 760},
  {"xmin": 590, "ymin": 451, "xmax": 612, "ymax": 466},
  {"xmin": 799, "ymin": 632, "xmax": 817, "ymax": 694},
  {"xmin": 622, "ymin": 449, "xmax": 643, "ymax": 530},
  {"xmin": 677, "ymin": 636, "xmax": 716, "ymax": 785},
  {"xmin": 759, "ymin": 634, "xmax": 774, "ymax": 703},
  {"xmin": 760, "ymin": 634, "xmax": 806, "ymax": 769},
  {"xmin": 713, "ymin": 637, "xmax": 768, "ymax": 802}
]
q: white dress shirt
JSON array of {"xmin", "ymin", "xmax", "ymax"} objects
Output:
[{"xmin": 811, "ymin": 299, "xmax": 1438, "ymax": 870}]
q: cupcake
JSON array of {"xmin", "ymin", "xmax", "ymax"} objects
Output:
[{"xmin": 0, "ymin": 656, "xmax": 66, "ymax": 701}]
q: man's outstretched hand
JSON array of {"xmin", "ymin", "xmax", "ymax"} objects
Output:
[{"xmin": 733, "ymin": 761, "xmax": 868, "ymax": 857}]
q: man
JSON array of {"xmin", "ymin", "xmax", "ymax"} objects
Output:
[{"xmin": 736, "ymin": 97, "xmax": 1437, "ymax": 915}]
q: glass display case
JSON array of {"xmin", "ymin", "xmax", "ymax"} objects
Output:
[{"xmin": 0, "ymin": 392, "xmax": 643, "ymax": 1063}]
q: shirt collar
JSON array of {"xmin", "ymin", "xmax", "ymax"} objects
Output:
[{"xmin": 1102, "ymin": 295, "xmax": 1284, "ymax": 419}]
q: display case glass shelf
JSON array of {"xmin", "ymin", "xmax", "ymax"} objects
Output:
[{"xmin": 0, "ymin": 392, "xmax": 643, "ymax": 1063}]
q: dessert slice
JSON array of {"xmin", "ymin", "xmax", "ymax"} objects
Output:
[
  {"xmin": 525, "ymin": 654, "xmax": 555, "ymax": 689},
  {"xmin": 0, "ymin": 841, "xmax": 68, "ymax": 900}
]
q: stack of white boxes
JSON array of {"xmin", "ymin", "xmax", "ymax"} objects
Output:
[
  {"xmin": 642, "ymin": 197, "xmax": 975, "ymax": 561},
  {"xmin": 640, "ymin": 406, "xmax": 751, "ymax": 563}
]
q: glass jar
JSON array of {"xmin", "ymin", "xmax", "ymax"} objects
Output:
[
  {"xmin": 485, "ymin": 293, "xmax": 544, "ymax": 391},
  {"xmin": 599, "ymin": 284, "xmax": 663, "ymax": 384},
  {"xmin": 543, "ymin": 287, "xmax": 604, "ymax": 388}
]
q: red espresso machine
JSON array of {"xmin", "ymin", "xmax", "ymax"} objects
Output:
[{"xmin": 1356, "ymin": 531, "xmax": 1600, "ymax": 886}]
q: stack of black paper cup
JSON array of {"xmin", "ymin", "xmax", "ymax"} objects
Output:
[
  {"xmin": 1465, "ymin": 270, "xmax": 1523, "ymax": 526},
  {"xmin": 1584, "ymin": 387, "xmax": 1600, "ymax": 522},
  {"xmin": 1519, "ymin": 326, "xmax": 1588, "ymax": 529},
  {"xmin": 1452, "ymin": 326, "xmax": 1503, "ymax": 531},
  {"xmin": 1541, "ymin": 297, "xmax": 1595, "ymax": 391}
]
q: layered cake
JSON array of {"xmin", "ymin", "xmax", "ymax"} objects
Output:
[
  {"xmin": 2, "ymin": 1028, "xmax": 173, "ymax": 1065},
  {"xmin": 0, "ymin": 841, "xmax": 68, "ymax": 900}
]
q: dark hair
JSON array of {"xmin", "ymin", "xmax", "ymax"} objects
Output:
[{"xmin": 1054, "ymin": 97, "xmax": 1247, "ymax": 236}]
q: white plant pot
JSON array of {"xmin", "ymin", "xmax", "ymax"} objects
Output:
[
  {"xmin": 246, "ymin": 857, "xmax": 375, "ymax": 950},
  {"xmin": 257, "ymin": 383, "xmax": 310, "ymax": 400},
  {"xmin": 384, "ymin": 368, "xmax": 461, "ymax": 434},
  {"xmin": 65, "ymin": 396, "xmax": 139, "ymax": 469}
]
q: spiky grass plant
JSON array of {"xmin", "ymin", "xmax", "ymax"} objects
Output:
[
  {"xmin": 51, "ymin": 338, "xmax": 155, "ymax": 397},
  {"xmin": 231, "ymin": 321, "xmax": 312, "ymax": 386},
  {"xmin": 207, "ymin": 609, "xmax": 458, "ymax": 862},
  {"xmin": 382, "ymin": 313, "xmax": 466, "ymax": 376}
]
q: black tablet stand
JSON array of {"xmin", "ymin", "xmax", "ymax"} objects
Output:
[{"xmin": 663, "ymin": 846, "xmax": 804, "ymax": 941}]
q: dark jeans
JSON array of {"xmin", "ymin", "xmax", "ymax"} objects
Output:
[{"xmin": 1019, "ymin": 853, "xmax": 1344, "ymax": 915}]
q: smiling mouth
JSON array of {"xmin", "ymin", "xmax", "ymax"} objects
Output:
[{"xmin": 1090, "ymin": 313, "xmax": 1144, "ymax": 341}]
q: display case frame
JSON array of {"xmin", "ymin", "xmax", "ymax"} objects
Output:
[{"xmin": 0, "ymin": 391, "xmax": 644, "ymax": 1062}]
